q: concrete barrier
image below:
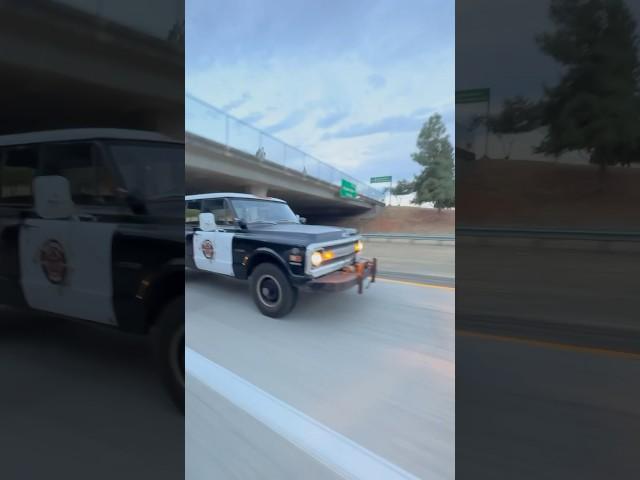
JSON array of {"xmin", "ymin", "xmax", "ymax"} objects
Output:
[
  {"xmin": 456, "ymin": 227, "xmax": 640, "ymax": 253},
  {"xmin": 362, "ymin": 234, "xmax": 455, "ymax": 247}
]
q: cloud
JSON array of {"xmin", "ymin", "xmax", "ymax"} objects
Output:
[
  {"xmin": 321, "ymin": 114, "xmax": 424, "ymax": 140},
  {"xmin": 241, "ymin": 112, "xmax": 265, "ymax": 124},
  {"xmin": 367, "ymin": 74, "xmax": 386, "ymax": 89},
  {"xmin": 186, "ymin": 0, "xmax": 454, "ymax": 182},
  {"xmin": 222, "ymin": 92, "xmax": 251, "ymax": 112},
  {"xmin": 310, "ymin": 130, "xmax": 423, "ymax": 182},
  {"xmin": 316, "ymin": 110, "xmax": 349, "ymax": 129},
  {"xmin": 263, "ymin": 108, "xmax": 308, "ymax": 134},
  {"xmin": 186, "ymin": 0, "xmax": 448, "ymax": 68},
  {"xmin": 411, "ymin": 106, "xmax": 432, "ymax": 117}
]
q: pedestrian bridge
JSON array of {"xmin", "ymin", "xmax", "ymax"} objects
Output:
[{"xmin": 186, "ymin": 94, "xmax": 385, "ymax": 216}]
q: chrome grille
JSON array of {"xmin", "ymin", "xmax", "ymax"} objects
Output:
[
  {"xmin": 306, "ymin": 238, "xmax": 359, "ymax": 277},
  {"xmin": 327, "ymin": 242, "xmax": 356, "ymax": 260}
]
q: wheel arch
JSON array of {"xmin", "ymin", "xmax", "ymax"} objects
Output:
[
  {"xmin": 143, "ymin": 264, "xmax": 185, "ymax": 332},
  {"xmin": 246, "ymin": 248, "xmax": 291, "ymax": 278}
]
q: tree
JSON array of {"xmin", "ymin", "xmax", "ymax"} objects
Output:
[
  {"xmin": 392, "ymin": 114, "xmax": 455, "ymax": 210},
  {"xmin": 482, "ymin": 96, "xmax": 541, "ymax": 159},
  {"xmin": 535, "ymin": 0, "xmax": 640, "ymax": 174}
]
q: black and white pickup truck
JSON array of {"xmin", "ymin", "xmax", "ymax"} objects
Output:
[
  {"xmin": 185, "ymin": 193, "xmax": 377, "ymax": 317},
  {"xmin": 0, "ymin": 129, "xmax": 185, "ymax": 411}
]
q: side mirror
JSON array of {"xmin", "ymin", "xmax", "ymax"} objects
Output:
[
  {"xmin": 299, "ymin": 216, "xmax": 307, "ymax": 224},
  {"xmin": 199, "ymin": 212, "xmax": 216, "ymax": 231},
  {"xmin": 33, "ymin": 176, "xmax": 74, "ymax": 219},
  {"xmin": 235, "ymin": 218, "xmax": 248, "ymax": 229}
]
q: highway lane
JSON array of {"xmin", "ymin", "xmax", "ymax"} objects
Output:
[
  {"xmin": 185, "ymin": 270, "xmax": 455, "ymax": 480},
  {"xmin": 0, "ymin": 308, "xmax": 184, "ymax": 480},
  {"xmin": 365, "ymin": 242, "xmax": 454, "ymax": 279},
  {"xmin": 456, "ymin": 331, "xmax": 640, "ymax": 480},
  {"xmin": 457, "ymin": 243, "xmax": 639, "ymax": 332}
]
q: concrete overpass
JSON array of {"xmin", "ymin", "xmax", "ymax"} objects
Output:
[
  {"xmin": 186, "ymin": 95, "xmax": 385, "ymax": 217},
  {"xmin": 0, "ymin": 0, "xmax": 183, "ymax": 137}
]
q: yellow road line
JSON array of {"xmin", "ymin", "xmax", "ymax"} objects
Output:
[
  {"xmin": 457, "ymin": 329, "xmax": 640, "ymax": 360},
  {"xmin": 377, "ymin": 277, "xmax": 455, "ymax": 291}
]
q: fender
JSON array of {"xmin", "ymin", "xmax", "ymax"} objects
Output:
[
  {"xmin": 142, "ymin": 260, "xmax": 185, "ymax": 318},
  {"xmin": 116, "ymin": 259, "xmax": 185, "ymax": 333},
  {"xmin": 241, "ymin": 247, "xmax": 293, "ymax": 280}
]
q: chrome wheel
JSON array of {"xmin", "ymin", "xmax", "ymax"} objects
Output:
[{"xmin": 257, "ymin": 274, "xmax": 282, "ymax": 308}]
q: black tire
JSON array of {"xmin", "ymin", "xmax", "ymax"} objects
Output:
[
  {"xmin": 154, "ymin": 296, "xmax": 185, "ymax": 412},
  {"xmin": 249, "ymin": 262, "xmax": 298, "ymax": 318}
]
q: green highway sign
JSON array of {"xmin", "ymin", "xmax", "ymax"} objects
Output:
[
  {"xmin": 370, "ymin": 176, "xmax": 392, "ymax": 183},
  {"xmin": 340, "ymin": 178, "xmax": 357, "ymax": 198},
  {"xmin": 455, "ymin": 88, "xmax": 490, "ymax": 104}
]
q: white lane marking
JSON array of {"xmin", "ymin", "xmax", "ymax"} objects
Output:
[{"xmin": 186, "ymin": 347, "xmax": 421, "ymax": 480}]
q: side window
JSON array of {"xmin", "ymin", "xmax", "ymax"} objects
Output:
[
  {"xmin": 201, "ymin": 199, "xmax": 234, "ymax": 225},
  {"xmin": 109, "ymin": 143, "xmax": 182, "ymax": 199},
  {"xmin": 186, "ymin": 200, "xmax": 201, "ymax": 224},
  {"xmin": 42, "ymin": 143, "xmax": 118, "ymax": 206},
  {"xmin": 0, "ymin": 145, "xmax": 38, "ymax": 204}
]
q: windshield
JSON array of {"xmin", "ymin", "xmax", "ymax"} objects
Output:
[
  {"xmin": 109, "ymin": 142, "xmax": 183, "ymax": 200},
  {"xmin": 230, "ymin": 198, "xmax": 299, "ymax": 224}
]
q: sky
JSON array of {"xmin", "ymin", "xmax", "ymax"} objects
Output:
[{"xmin": 186, "ymin": 0, "xmax": 454, "ymax": 201}]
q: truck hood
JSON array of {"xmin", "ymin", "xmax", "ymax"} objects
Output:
[{"xmin": 243, "ymin": 223, "xmax": 358, "ymax": 244}]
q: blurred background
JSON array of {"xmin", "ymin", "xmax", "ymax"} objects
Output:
[
  {"xmin": 456, "ymin": 0, "xmax": 640, "ymax": 478},
  {"xmin": 0, "ymin": 1, "xmax": 184, "ymax": 478}
]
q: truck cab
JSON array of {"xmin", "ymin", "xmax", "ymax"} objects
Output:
[
  {"xmin": 185, "ymin": 193, "xmax": 376, "ymax": 318},
  {"xmin": 0, "ymin": 129, "xmax": 185, "ymax": 410}
]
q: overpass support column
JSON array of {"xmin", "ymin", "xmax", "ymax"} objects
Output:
[{"xmin": 245, "ymin": 184, "xmax": 269, "ymax": 197}]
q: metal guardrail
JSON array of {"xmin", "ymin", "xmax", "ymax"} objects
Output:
[
  {"xmin": 362, "ymin": 233, "xmax": 455, "ymax": 241},
  {"xmin": 186, "ymin": 93, "xmax": 386, "ymax": 203},
  {"xmin": 456, "ymin": 226, "xmax": 640, "ymax": 241},
  {"xmin": 361, "ymin": 228, "xmax": 640, "ymax": 243}
]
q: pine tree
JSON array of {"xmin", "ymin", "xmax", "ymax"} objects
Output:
[
  {"xmin": 393, "ymin": 114, "xmax": 455, "ymax": 210},
  {"xmin": 536, "ymin": 0, "xmax": 640, "ymax": 172},
  {"xmin": 484, "ymin": 96, "xmax": 541, "ymax": 160}
]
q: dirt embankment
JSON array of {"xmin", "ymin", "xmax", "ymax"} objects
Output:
[
  {"xmin": 457, "ymin": 158, "xmax": 640, "ymax": 230},
  {"xmin": 326, "ymin": 206, "xmax": 455, "ymax": 234}
]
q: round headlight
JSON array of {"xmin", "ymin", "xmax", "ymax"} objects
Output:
[
  {"xmin": 311, "ymin": 251, "xmax": 323, "ymax": 267},
  {"xmin": 355, "ymin": 240, "xmax": 364, "ymax": 253}
]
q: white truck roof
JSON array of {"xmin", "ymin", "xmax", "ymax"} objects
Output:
[
  {"xmin": 185, "ymin": 193, "xmax": 286, "ymax": 203},
  {"xmin": 0, "ymin": 128, "xmax": 182, "ymax": 146}
]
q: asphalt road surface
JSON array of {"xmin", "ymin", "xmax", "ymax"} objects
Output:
[
  {"xmin": 0, "ymin": 308, "xmax": 184, "ymax": 480},
  {"xmin": 365, "ymin": 242, "xmax": 454, "ymax": 280},
  {"xmin": 186, "ymin": 270, "xmax": 455, "ymax": 480},
  {"xmin": 457, "ymin": 243, "xmax": 639, "ymax": 332},
  {"xmin": 456, "ymin": 331, "xmax": 640, "ymax": 479}
]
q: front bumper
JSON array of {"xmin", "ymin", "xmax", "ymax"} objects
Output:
[{"xmin": 303, "ymin": 257, "xmax": 377, "ymax": 293}]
